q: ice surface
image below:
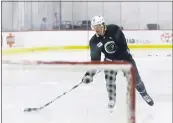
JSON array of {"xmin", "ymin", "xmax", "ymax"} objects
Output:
[{"xmin": 2, "ymin": 50, "xmax": 172, "ymax": 123}]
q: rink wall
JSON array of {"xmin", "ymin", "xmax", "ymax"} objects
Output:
[{"xmin": 2, "ymin": 30, "xmax": 172, "ymax": 55}]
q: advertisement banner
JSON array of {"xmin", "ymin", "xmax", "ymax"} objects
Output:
[
  {"xmin": 2, "ymin": 30, "xmax": 172, "ymax": 49},
  {"xmin": 123, "ymin": 30, "xmax": 172, "ymax": 45},
  {"xmin": 160, "ymin": 32, "xmax": 172, "ymax": 43}
]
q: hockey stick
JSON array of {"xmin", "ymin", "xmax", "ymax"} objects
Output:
[
  {"xmin": 23, "ymin": 81, "xmax": 83, "ymax": 112},
  {"xmin": 23, "ymin": 70, "xmax": 102, "ymax": 112}
]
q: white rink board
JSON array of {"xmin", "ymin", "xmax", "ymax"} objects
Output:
[
  {"xmin": 2, "ymin": 30, "xmax": 172, "ymax": 48},
  {"xmin": 2, "ymin": 51, "xmax": 172, "ymax": 123}
]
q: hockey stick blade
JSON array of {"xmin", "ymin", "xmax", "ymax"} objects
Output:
[
  {"xmin": 23, "ymin": 108, "xmax": 40, "ymax": 112},
  {"xmin": 23, "ymin": 81, "xmax": 83, "ymax": 112}
]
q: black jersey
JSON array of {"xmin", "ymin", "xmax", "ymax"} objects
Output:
[{"xmin": 89, "ymin": 24, "xmax": 132, "ymax": 61}]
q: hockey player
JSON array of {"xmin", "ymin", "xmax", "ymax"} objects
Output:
[{"xmin": 82, "ymin": 15, "xmax": 154, "ymax": 112}]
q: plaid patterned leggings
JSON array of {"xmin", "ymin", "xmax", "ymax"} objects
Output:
[{"xmin": 104, "ymin": 70, "xmax": 117, "ymax": 101}]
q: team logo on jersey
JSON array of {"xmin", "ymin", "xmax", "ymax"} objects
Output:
[{"xmin": 104, "ymin": 41, "xmax": 117, "ymax": 54}]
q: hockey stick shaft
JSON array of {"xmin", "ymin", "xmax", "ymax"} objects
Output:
[
  {"xmin": 24, "ymin": 81, "xmax": 83, "ymax": 112},
  {"xmin": 41, "ymin": 81, "xmax": 83, "ymax": 108},
  {"xmin": 24, "ymin": 70, "xmax": 102, "ymax": 112},
  {"xmin": 40, "ymin": 70, "xmax": 101, "ymax": 108}
]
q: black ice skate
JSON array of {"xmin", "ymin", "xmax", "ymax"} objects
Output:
[{"xmin": 142, "ymin": 94, "xmax": 154, "ymax": 106}]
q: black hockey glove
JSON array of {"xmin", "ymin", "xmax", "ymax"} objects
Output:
[
  {"xmin": 82, "ymin": 70, "xmax": 97, "ymax": 84},
  {"xmin": 82, "ymin": 69, "xmax": 101, "ymax": 84},
  {"xmin": 82, "ymin": 75, "xmax": 93, "ymax": 84}
]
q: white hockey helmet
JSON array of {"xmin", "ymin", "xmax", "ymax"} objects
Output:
[{"xmin": 91, "ymin": 15, "xmax": 105, "ymax": 29}]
